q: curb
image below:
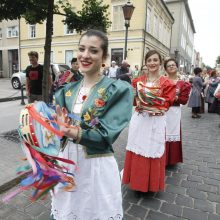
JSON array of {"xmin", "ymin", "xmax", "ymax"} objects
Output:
[
  {"xmin": 0, "ymin": 173, "xmax": 28, "ymax": 194},
  {"xmin": 0, "ymin": 96, "xmax": 27, "ymax": 103}
]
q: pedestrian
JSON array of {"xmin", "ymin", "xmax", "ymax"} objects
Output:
[
  {"xmin": 210, "ymin": 73, "xmax": 220, "ymax": 117},
  {"xmin": 188, "ymin": 67, "xmax": 206, "ymax": 118},
  {"xmin": 140, "ymin": 65, "xmax": 148, "ymax": 75},
  {"xmin": 54, "ymin": 58, "xmax": 83, "ymax": 90},
  {"xmin": 205, "ymin": 70, "xmax": 220, "ymax": 113},
  {"xmin": 122, "ymin": 50, "xmax": 176, "ymax": 193},
  {"xmin": 25, "ymin": 51, "xmax": 50, "ymax": 103},
  {"xmin": 164, "ymin": 58, "xmax": 191, "ymax": 166},
  {"xmin": 51, "ymin": 29, "xmax": 133, "ymax": 220},
  {"xmin": 107, "ymin": 60, "xmax": 118, "ymax": 79},
  {"xmin": 132, "ymin": 65, "xmax": 140, "ymax": 78},
  {"xmin": 199, "ymin": 68, "xmax": 207, "ymax": 113},
  {"xmin": 131, "ymin": 65, "xmax": 147, "ymax": 90},
  {"xmin": 116, "ymin": 60, "xmax": 132, "ymax": 83}
]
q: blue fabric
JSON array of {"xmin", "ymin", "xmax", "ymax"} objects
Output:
[{"xmin": 33, "ymin": 101, "xmax": 60, "ymax": 156}]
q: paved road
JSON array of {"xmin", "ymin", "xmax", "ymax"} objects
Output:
[{"xmin": 0, "ymin": 79, "xmax": 220, "ymax": 219}]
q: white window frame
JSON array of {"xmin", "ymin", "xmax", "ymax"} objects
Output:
[
  {"xmin": 153, "ymin": 15, "xmax": 159, "ymax": 38},
  {"xmin": 29, "ymin": 24, "xmax": 36, "ymax": 38},
  {"xmin": 181, "ymin": 34, "xmax": 186, "ymax": 49},
  {"xmin": 146, "ymin": 6, "xmax": 152, "ymax": 33},
  {"xmin": 50, "ymin": 51, "xmax": 54, "ymax": 63},
  {"xmin": 7, "ymin": 26, "xmax": 18, "ymax": 38},
  {"xmin": 112, "ymin": 4, "xmax": 124, "ymax": 31},
  {"xmin": 159, "ymin": 19, "xmax": 163, "ymax": 41},
  {"xmin": 65, "ymin": 50, "xmax": 74, "ymax": 67},
  {"xmin": 64, "ymin": 24, "xmax": 75, "ymax": 35},
  {"xmin": 166, "ymin": 27, "xmax": 171, "ymax": 47}
]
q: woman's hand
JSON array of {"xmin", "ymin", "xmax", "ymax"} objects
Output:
[{"xmin": 56, "ymin": 105, "xmax": 79, "ymax": 139}]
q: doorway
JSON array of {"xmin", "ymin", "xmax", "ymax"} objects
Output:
[
  {"xmin": 65, "ymin": 50, "xmax": 74, "ymax": 68},
  {"xmin": 111, "ymin": 48, "xmax": 123, "ymax": 66},
  {"xmin": 8, "ymin": 49, "xmax": 18, "ymax": 77}
]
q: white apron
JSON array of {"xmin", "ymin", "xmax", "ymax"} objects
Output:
[
  {"xmin": 165, "ymin": 106, "xmax": 181, "ymax": 142},
  {"xmin": 126, "ymin": 111, "xmax": 166, "ymax": 158}
]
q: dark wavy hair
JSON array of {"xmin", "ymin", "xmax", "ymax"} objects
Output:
[
  {"xmin": 145, "ymin": 50, "xmax": 162, "ymax": 64},
  {"xmin": 194, "ymin": 67, "xmax": 202, "ymax": 75},
  {"xmin": 79, "ymin": 29, "xmax": 108, "ymax": 59},
  {"xmin": 164, "ymin": 58, "xmax": 178, "ymax": 70}
]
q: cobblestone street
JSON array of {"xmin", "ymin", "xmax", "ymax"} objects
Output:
[{"xmin": 0, "ymin": 105, "xmax": 220, "ymax": 220}]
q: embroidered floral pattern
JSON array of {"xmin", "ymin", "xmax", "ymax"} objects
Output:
[
  {"xmin": 52, "ymin": 211, "xmax": 122, "ymax": 220},
  {"xmin": 95, "ymin": 99, "xmax": 105, "ymax": 107},
  {"xmin": 83, "ymin": 88, "xmax": 108, "ymax": 128}
]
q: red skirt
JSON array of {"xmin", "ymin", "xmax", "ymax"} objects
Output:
[
  {"xmin": 122, "ymin": 150, "xmax": 165, "ymax": 192},
  {"xmin": 165, "ymin": 141, "xmax": 183, "ymax": 165}
]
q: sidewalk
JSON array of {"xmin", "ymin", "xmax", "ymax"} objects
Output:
[
  {"xmin": 0, "ymin": 78, "xmax": 26, "ymax": 102},
  {"xmin": 0, "ymin": 92, "xmax": 220, "ymax": 219}
]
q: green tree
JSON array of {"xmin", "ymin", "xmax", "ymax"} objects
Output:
[
  {"xmin": 0, "ymin": 0, "xmax": 111, "ymax": 103},
  {"xmin": 64, "ymin": 0, "xmax": 111, "ymax": 33},
  {"xmin": 216, "ymin": 55, "xmax": 220, "ymax": 65},
  {"xmin": 205, "ymin": 65, "xmax": 212, "ymax": 70}
]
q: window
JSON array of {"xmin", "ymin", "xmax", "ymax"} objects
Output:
[
  {"xmin": 7, "ymin": 26, "xmax": 18, "ymax": 38},
  {"xmin": 188, "ymin": 28, "xmax": 194, "ymax": 44},
  {"xmin": 112, "ymin": 5, "xmax": 124, "ymax": 31},
  {"xmin": 182, "ymin": 12, "xmax": 188, "ymax": 31},
  {"xmin": 163, "ymin": 24, "xmax": 166, "ymax": 45},
  {"xmin": 111, "ymin": 48, "xmax": 123, "ymax": 65},
  {"xmin": 50, "ymin": 51, "xmax": 53, "ymax": 63},
  {"xmin": 181, "ymin": 34, "xmax": 186, "ymax": 49},
  {"xmin": 65, "ymin": 24, "xmax": 74, "ymax": 35},
  {"xmin": 0, "ymin": 28, "xmax": 2, "ymax": 38},
  {"xmin": 29, "ymin": 25, "xmax": 36, "ymax": 38},
  {"xmin": 153, "ymin": 15, "xmax": 158, "ymax": 38},
  {"xmin": 65, "ymin": 50, "xmax": 74, "ymax": 67},
  {"xmin": 159, "ymin": 19, "xmax": 163, "ymax": 41},
  {"xmin": 166, "ymin": 27, "xmax": 171, "ymax": 47},
  {"xmin": 146, "ymin": 7, "xmax": 152, "ymax": 33}
]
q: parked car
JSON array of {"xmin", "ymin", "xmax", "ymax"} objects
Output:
[
  {"xmin": 11, "ymin": 70, "xmax": 26, "ymax": 89},
  {"xmin": 11, "ymin": 63, "xmax": 70, "ymax": 89}
]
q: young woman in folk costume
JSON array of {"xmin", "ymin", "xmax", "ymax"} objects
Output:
[
  {"xmin": 51, "ymin": 29, "xmax": 133, "ymax": 220},
  {"xmin": 122, "ymin": 50, "xmax": 176, "ymax": 192},
  {"xmin": 164, "ymin": 58, "xmax": 191, "ymax": 166}
]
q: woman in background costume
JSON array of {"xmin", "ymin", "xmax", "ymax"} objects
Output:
[
  {"xmin": 122, "ymin": 50, "xmax": 176, "ymax": 193},
  {"xmin": 51, "ymin": 29, "xmax": 133, "ymax": 220},
  {"xmin": 205, "ymin": 70, "xmax": 220, "ymax": 113},
  {"xmin": 188, "ymin": 67, "xmax": 206, "ymax": 118},
  {"xmin": 164, "ymin": 58, "xmax": 191, "ymax": 166}
]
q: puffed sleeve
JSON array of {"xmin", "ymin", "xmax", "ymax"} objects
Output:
[
  {"xmin": 176, "ymin": 82, "xmax": 191, "ymax": 105},
  {"xmin": 131, "ymin": 75, "xmax": 146, "ymax": 106},
  {"xmin": 162, "ymin": 79, "xmax": 176, "ymax": 110},
  {"xmin": 78, "ymin": 80, "xmax": 133, "ymax": 150},
  {"xmin": 131, "ymin": 78, "xmax": 139, "ymax": 106}
]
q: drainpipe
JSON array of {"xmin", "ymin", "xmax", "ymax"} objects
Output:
[
  {"xmin": 169, "ymin": 22, "xmax": 173, "ymax": 56},
  {"xmin": 142, "ymin": 0, "xmax": 148, "ymax": 64}
]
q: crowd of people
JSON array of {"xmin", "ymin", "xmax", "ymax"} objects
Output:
[
  {"xmin": 24, "ymin": 29, "xmax": 220, "ymax": 220},
  {"xmin": 188, "ymin": 68, "xmax": 220, "ymax": 120}
]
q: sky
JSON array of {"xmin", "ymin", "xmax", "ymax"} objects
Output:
[{"xmin": 188, "ymin": 0, "xmax": 220, "ymax": 67}]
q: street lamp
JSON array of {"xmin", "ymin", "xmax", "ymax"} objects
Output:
[
  {"xmin": 122, "ymin": 1, "xmax": 135, "ymax": 60},
  {"xmin": 174, "ymin": 49, "xmax": 179, "ymax": 71},
  {"xmin": 174, "ymin": 49, "xmax": 179, "ymax": 60}
]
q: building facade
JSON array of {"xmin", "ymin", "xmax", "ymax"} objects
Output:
[
  {"xmin": 19, "ymin": 0, "xmax": 174, "ymax": 71},
  {"xmin": 0, "ymin": 20, "xmax": 19, "ymax": 78},
  {"xmin": 165, "ymin": 0, "xmax": 195, "ymax": 73}
]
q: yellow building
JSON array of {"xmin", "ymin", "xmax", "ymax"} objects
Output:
[{"xmin": 20, "ymin": 0, "xmax": 174, "ymax": 70}]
